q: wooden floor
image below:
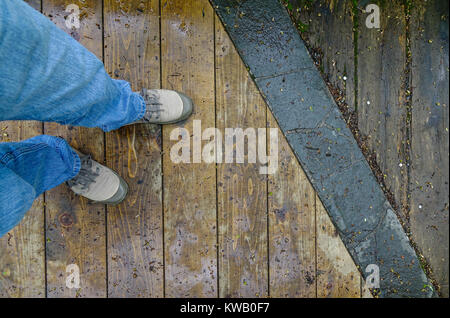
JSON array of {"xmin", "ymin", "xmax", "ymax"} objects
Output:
[
  {"xmin": 0, "ymin": 0, "xmax": 368, "ymax": 298},
  {"xmin": 285, "ymin": 0, "xmax": 449, "ymax": 296}
]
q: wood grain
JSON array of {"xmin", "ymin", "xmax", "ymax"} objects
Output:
[
  {"xmin": 0, "ymin": 0, "xmax": 409, "ymax": 298},
  {"xmin": 104, "ymin": 0, "xmax": 164, "ymax": 297},
  {"xmin": 296, "ymin": 0, "xmax": 355, "ymax": 111},
  {"xmin": 316, "ymin": 195, "xmax": 361, "ymax": 298},
  {"xmin": 215, "ymin": 18, "xmax": 268, "ymax": 298},
  {"xmin": 161, "ymin": 0, "xmax": 217, "ymax": 297},
  {"xmin": 409, "ymin": 0, "xmax": 449, "ymax": 297},
  {"xmin": 357, "ymin": 0, "xmax": 409, "ymax": 222},
  {"xmin": 267, "ymin": 111, "xmax": 316, "ymax": 297},
  {"xmin": 0, "ymin": 0, "xmax": 45, "ymax": 300},
  {"xmin": 43, "ymin": 0, "xmax": 106, "ymax": 298},
  {"xmin": 0, "ymin": 123, "xmax": 45, "ymax": 298}
]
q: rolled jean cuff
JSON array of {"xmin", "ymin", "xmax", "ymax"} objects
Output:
[
  {"xmin": 100, "ymin": 81, "xmax": 147, "ymax": 132},
  {"xmin": 0, "ymin": 135, "xmax": 81, "ymax": 197},
  {"xmin": 40, "ymin": 135, "xmax": 81, "ymax": 181},
  {"xmin": 62, "ymin": 141, "xmax": 81, "ymax": 181}
]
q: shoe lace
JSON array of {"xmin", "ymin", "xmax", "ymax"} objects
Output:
[
  {"xmin": 141, "ymin": 89, "xmax": 165, "ymax": 121},
  {"xmin": 66, "ymin": 154, "xmax": 100, "ymax": 190}
]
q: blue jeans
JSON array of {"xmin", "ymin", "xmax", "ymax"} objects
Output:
[{"xmin": 0, "ymin": 0, "xmax": 146, "ymax": 237}]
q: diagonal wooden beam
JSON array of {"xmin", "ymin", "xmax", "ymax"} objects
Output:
[{"xmin": 210, "ymin": 0, "xmax": 434, "ymax": 297}]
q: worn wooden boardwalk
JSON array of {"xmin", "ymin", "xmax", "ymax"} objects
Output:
[
  {"xmin": 289, "ymin": 0, "xmax": 448, "ymax": 296},
  {"xmin": 0, "ymin": 0, "xmax": 368, "ymax": 297}
]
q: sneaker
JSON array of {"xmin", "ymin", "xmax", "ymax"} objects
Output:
[
  {"xmin": 66, "ymin": 150, "xmax": 128, "ymax": 205},
  {"xmin": 132, "ymin": 89, "xmax": 193, "ymax": 124}
]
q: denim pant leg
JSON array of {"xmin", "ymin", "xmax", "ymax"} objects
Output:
[
  {"xmin": 0, "ymin": 0, "xmax": 146, "ymax": 132},
  {"xmin": 0, "ymin": 135, "xmax": 80, "ymax": 237}
]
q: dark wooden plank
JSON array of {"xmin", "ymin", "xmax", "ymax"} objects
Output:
[
  {"xmin": 215, "ymin": 18, "xmax": 268, "ymax": 298},
  {"xmin": 0, "ymin": 0, "xmax": 45, "ymax": 299},
  {"xmin": 161, "ymin": 0, "xmax": 217, "ymax": 297},
  {"xmin": 410, "ymin": 0, "xmax": 449, "ymax": 297},
  {"xmin": 295, "ymin": 0, "xmax": 355, "ymax": 112},
  {"xmin": 316, "ymin": 195, "xmax": 361, "ymax": 298},
  {"xmin": 267, "ymin": 111, "xmax": 316, "ymax": 297},
  {"xmin": 43, "ymin": 0, "xmax": 106, "ymax": 297},
  {"xmin": 103, "ymin": 0, "xmax": 163, "ymax": 297},
  {"xmin": 357, "ymin": 0, "xmax": 409, "ymax": 223}
]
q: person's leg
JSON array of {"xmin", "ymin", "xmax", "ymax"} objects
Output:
[
  {"xmin": 0, "ymin": 0, "xmax": 144, "ymax": 132},
  {"xmin": 0, "ymin": 134, "xmax": 129, "ymax": 237},
  {"xmin": 0, "ymin": 0, "xmax": 194, "ymax": 236},
  {"xmin": 0, "ymin": 0, "xmax": 193, "ymax": 130},
  {"xmin": 0, "ymin": 165, "xmax": 36, "ymax": 238},
  {"xmin": 0, "ymin": 135, "xmax": 79, "ymax": 237}
]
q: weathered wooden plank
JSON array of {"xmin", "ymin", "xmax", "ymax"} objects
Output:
[
  {"xmin": 410, "ymin": 0, "xmax": 449, "ymax": 297},
  {"xmin": 267, "ymin": 111, "xmax": 316, "ymax": 298},
  {"xmin": 316, "ymin": 194, "xmax": 361, "ymax": 298},
  {"xmin": 0, "ymin": 123, "xmax": 45, "ymax": 298},
  {"xmin": 43, "ymin": 0, "xmax": 106, "ymax": 297},
  {"xmin": 161, "ymin": 0, "xmax": 217, "ymax": 297},
  {"xmin": 295, "ymin": 0, "xmax": 355, "ymax": 112},
  {"xmin": 215, "ymin": 18, "xmax": 268, "ymax": 298},
  {"xmin": 104, "ymin": 0, "xmax": 163, "ymax": 297},
  {"xmin": 0, "ymin": 0, "xmax": 44, "ymax": 300},
  {"xmin": 357, "ymin": 0, "xmax": 409, "ymax": 223}
]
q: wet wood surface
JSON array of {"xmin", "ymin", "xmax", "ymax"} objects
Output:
[
  {"xmin": 216, "ymin": 19, "xmax": 268, "ymax": 297},
  {"xmin": 316, "ymin": 194, "xmax": 360, "ymax": 298},
  {"xmin": 104, "ymin": 0, "xmax": 164, "ymax": 298},
  {"xmin": 0, "ymin": 0, "xmax": 366, "ymax": 297},
  {"xmin": 0, "ymin": 120, "xmax": 45, "ymax": 298},
  {"xmin": 296, "ymin": 0, "xmax": 355, "ymax": 112},
  {"xmin": 0, "ymin": 0, "xmax": 45, "ymax": 300},
  {"xmin": 289, "ymin": 0, "xmax": 449, "ymax": 297},
  {"xmin": 161, "ymin": 0, "xmax": 217, "ymax": 297},
  {"xmin": 357, "ymin": 0, "xmax": 409, "ymax": 224},
  {"xmin": 42, "ymin": 0, "xmax": 106, "ymax": 298},
  {"xmin": 268, "ymin": 111, "xmax": 317, "ymax": 298},
  {"xmin": 409, "ymin": 0, "xmax": 449, "ymax": 297}
]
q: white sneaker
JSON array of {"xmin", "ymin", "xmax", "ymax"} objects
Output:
[
  {"xmin": 66, "ymin": 151, "xmax": 128, "ymax": 205},
  {"xmin": 133, "ymin": 89, "xmax": 193, "ymax": 124}
]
